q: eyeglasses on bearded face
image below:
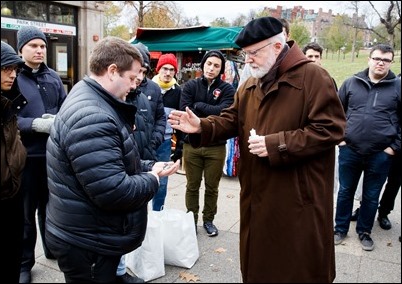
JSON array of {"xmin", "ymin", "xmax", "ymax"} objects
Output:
[{"xmin": 243, "ymin": 42, "xmax": 274, "ymax": 58}]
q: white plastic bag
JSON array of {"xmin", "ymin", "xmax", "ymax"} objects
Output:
[
  {"xmin": 125, "ymin": 211, "xmax": 165, "ymax": 282},
  {"xmin": 160, "ymin": 208, "xmax": 199, "ymax": 268}
]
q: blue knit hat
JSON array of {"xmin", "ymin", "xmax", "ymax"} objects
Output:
[
  {"xmin": 17, "ymin": 26, "xmax": 47, "ymax": 52},
  {"xmin": 133, "ymin": 42, "xmax": 150, "ymax": 72},
  {"xmin": 1, "ymin": 41, "xmax": 24, "ymax": 67}
]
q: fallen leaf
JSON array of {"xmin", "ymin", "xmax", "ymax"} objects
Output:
[
  {"xmin": 215, "ymin": 247, "xmax": 227, "ymax": 253},
  {"xmin": 179, "ymin": 271, "xmax": 200, "ymax": 282},
  {"xmin": 387, "ymin": 242, "xmax": 393, "ymax": 247}
]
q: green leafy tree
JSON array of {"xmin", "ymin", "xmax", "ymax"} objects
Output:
[
  {"xmin": 289, "ymin": 21, "xmax": 310, "ymax": 47},
  {"xmin": 322, "ymin": 15, "xmax": 351, "ymax": 61}
]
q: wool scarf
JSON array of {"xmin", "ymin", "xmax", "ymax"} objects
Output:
[{"xmin": 152, "ymin": 75, "xmax": 177, "ymax": 90}]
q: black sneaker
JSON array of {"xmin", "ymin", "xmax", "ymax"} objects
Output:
[
  {"xmin": 203, "ymin": 221, "xmax": 218, "ymax": 237},
  {"xmin": 359, "ymin": 232, "xmax": 374, "ymax": 251},
  {"xmin": 116, "ymin": 272, "xmax": 145, "ymax": 283},
  {"xmin": 350, "ymin": 207, "xmax": 360, "ymax": 221},
  {"xmin": 334, "ymin": 231, "xmax": 346, "ymax": 245}
]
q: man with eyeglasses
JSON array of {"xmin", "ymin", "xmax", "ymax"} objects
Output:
[
  {"xmin": 150, "ymin": 53, "xmax": 183, "ymax": 211},
  {"xmin": 168, "ymin": 17, "xmax": 346, "ymax": 282},
  {"xmin": 334, "ymin": 43, "xmax": 401, "ymax": 252},
  {"xmin": 1, "ymin": 41, "xmax": 27, "ymax": 283}
]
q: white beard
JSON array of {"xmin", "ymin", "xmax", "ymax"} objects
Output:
[{"xmin": 250, "ymin": 66, "xmax": 269, "ymax": 79}]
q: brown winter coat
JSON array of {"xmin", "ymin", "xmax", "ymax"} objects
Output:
[
  {"xmin": 190, "ymin": 41, "xmax": 346, "ymax": 283},
  {"xmin": 1, "ymin": 91, "xmax": 27, "ymax": 200}
]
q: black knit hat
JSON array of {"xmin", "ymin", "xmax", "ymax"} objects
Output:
[
  {"xmin": 133, "ymin": 42, "xmax": 150, "ymax": 72},
  {"xmin": 200, "ymin": 50, "xmax": 226, "ymax": 75},
  {"xmin": 17, "ymin": 26, "xmax": 47, "ymax": 52},
  {"xmin": 1, "ymin": 41, "xmax": 24, "ymax": 67},
  {"xmin": 235, "ymin": 17, "xmax": 283, "ymax": 48}
]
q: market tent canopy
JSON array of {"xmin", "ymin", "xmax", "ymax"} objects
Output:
[{"xmin": 131, "ymin": 26, "xmax": 242, "ymax": 52}]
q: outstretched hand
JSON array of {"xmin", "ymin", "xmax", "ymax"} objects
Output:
[{"xmin": 168, "ymin": 107, "xmax": 202, "ymax": 134}]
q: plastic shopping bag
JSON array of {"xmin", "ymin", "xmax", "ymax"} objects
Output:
[
  {"xmin": 125, "ymin": 211, "xmax": 165, "ymax": 282},
  {"xmin": 160, "ymin": 208, "xmax": 199, "ymax": 268}
]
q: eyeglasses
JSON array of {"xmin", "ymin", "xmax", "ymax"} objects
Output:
[
  {"xmin": 243, "ymin": 42, "xmax": 274, "ymax": 58},
  {"xmin": 161, "ymin": 66, "xmax": 175, "ymax": 73},
  {"xmin": 1, "ymin": 65, "xmax": 19, "ymax": 74},
  {"xmin": 371, "ymin": 57, "xmax": 393, "ymax": 64}
]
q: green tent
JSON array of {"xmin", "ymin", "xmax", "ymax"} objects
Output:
[{"xmin": 131, "ymin": 26, "xmax": 242, "ymax": 52}]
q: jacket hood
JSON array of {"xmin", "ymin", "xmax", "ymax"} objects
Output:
[{"xmin": 1, "ymin": 41, "xmax": 24, "ymax": 67}]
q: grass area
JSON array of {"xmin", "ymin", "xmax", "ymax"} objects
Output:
[{"xmin": 321, "ymin": 49, "xmax": 401, "ymax": 87}]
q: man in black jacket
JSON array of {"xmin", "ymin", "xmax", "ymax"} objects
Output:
[
  {"xmin": 115, "ymin": 43, "xmax": 166, "ymax": 284},
  {"xmin": 180, "ymin": 50, "xmax": 235, "ymax": 236},
  {"xmin": 45, "ymin": 36, "xmax": 179, "ymax": 283},
  {"xmin": 334, "ymin": 44, "xmax": 401, "ymax": 251}
]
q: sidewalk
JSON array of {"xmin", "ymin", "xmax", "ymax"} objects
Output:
[{"xmin": 32, "ymin": 172, "xmax": 401, "ymax": 283}]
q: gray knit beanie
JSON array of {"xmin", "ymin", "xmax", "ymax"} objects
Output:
[
  {"xmin": 1, "ymin": 41, "xmax": 24, "ymax": 67},
  {"xmin": 133, "ymin": 43, "xmax": 150, "ymax": 72},
  {"xmin": 17, "ymin": 26, "xmax": 47, "ymax": 52}
]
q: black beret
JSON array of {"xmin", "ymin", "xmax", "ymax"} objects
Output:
[{"xmin": 235, "ymin": 17, "xmax": 283, "ymax": 48}]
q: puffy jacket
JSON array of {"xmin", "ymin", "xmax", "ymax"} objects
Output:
[
  {"xmin": 46, "ymin": 77, "xmax": 158, "ymax": 256},
  {"xmin": 138, "ymin": 78, "xmax": 166, "ymax": 152},
  {"xmin": 17, "ymin": 63, "xmax": 66, "ymax": 157},
  {"xmin": 338, "ymin": 68, "xmax": 401, "ymax": 155},
  {"xmin": 127, "ymin": 88, "xmax": 162, "ymax": 160},
  {"xmin": 1, "ymin": 82, "xmax": 27, "ymax": 200}
]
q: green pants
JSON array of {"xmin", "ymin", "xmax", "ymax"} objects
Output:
[{"xmin": 183, "ymin": 143, "xmax": 226, "ymax": 223}]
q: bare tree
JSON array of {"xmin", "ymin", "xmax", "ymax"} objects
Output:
[
  {"xmin": 123, "ymin": 1, "xmax": 180, "ymax": 28},
  {"xmin": 368, "ymin": 1, "xmax": 401, "ymax": 47}
]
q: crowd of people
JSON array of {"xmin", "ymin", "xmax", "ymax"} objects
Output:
[{"xmin": 1, "ymin": 16, "xmax": 400, "ymax": 283}]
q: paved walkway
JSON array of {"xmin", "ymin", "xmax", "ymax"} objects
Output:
[{"xmin": 32, "ymin": 172, "xmax": 401, "ymax": 283}]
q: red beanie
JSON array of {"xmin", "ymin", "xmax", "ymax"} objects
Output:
[{"xmin": 156, "ymin": 53, "xmax": 178, "ymax": 73}]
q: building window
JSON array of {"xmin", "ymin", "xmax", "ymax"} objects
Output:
[
  {"xmin": 49, "ymin": 4, "xmax": 74, "ymax": 25},
  {"xmin": 4, "ymin": 1, "xmax": 75, "ymax": 25},
  {"xmin": 16, "ymin": 1, "xmax": 47, "ymax": 21},
  {"xmin": 1, "ymin": 1, "xmax": 14, "ymax": 17}
]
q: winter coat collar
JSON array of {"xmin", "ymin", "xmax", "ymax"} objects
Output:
[{"xmin": 83, "ymin": 76, "xmax": 137, "ymax": 125}]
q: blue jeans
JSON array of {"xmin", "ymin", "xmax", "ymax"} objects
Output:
[
  {"xmin": 153, "ymin": 139, "xmax": 171, "ymax": 211},
  {"xmin": 335, "ymin": 146, "xmax": 392, "ymax": 235}
]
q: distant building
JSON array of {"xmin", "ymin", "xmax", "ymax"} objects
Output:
[{"xmin": 263, "ymin": 5, "xmax": 370, "ymax": 47}]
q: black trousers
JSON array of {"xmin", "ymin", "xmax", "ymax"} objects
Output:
[
  {"xmin": 20, "ymin": 156, "xmax": 52, "ymax": 272},
  {"xmin": 46, "ymin": 231, "xmax": 121, "ymax": 283},
  {"xmin": 0, "ymin": 190, "xmax": 24, "ymax": 283},
  {"xmin": 378, "ymin": 152, "xmax": 401, "ymax": 217}
]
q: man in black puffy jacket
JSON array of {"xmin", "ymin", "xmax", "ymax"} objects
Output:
[
  {"xmin": 116, "ymin": 43, "xmax": 166, "ymax": 284},
  {"xmin": 45, "ymin": 36, "xmax": 180, "ymax": 283}
]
